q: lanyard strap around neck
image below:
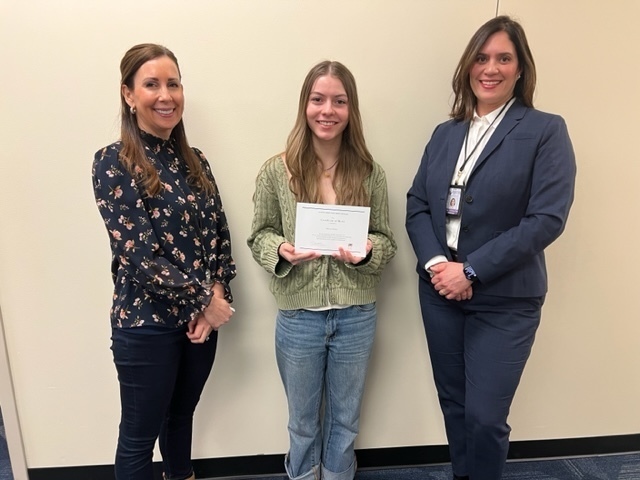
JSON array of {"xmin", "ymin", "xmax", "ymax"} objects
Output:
[{"xmin": 455, "ymin": 99, "xmax": 512, "ymax": 184}]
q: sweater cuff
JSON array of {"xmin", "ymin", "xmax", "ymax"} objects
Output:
[
  {"xmin": 264, "ymin": 241, "xmax": 293, "ymax": 278},
  {"xmin": 274, "ymin": 245, "xmax": 293, "ymax": 277}
]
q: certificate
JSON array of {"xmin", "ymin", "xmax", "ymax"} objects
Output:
[{"xmin": 295, "ymin": 203, "xmax": 371, "ymax": 256}]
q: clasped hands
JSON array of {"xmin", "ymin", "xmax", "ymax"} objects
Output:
[
  {"xmin": 278, "ymin": 240, "xmax": 372, "ymax": 266},
  {"xmin": 187, "ymin": 283, "xmax": 234, "ymax": 344},
  {"xmin": 430, "ymin": 262, "xmax": 473, "ymax": 301}
]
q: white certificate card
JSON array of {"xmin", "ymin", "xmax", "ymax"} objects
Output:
[{"xmin": 295, "ymin": 203, "xmax": 371, "ymax": 256}]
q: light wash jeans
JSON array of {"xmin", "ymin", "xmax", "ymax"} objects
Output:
[{"xmin": 276, "ymin": 304, "xmax": 377, "ymax": 480}]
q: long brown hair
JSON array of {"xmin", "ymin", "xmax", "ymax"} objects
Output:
[
  {"xmin": 451, "ymin": 16, "xmax": 537, "ymax": 121},
  {"xmin": 285, "ymin": 61, "xmax": 373, "ymax": 206},
  {"xmin": 119, "ymin": 43, "xmax": 214, "ymax": 197}
]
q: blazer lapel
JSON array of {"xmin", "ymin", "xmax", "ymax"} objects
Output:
[
  {"xmin": 446, "ymin": 120, "xmax": 468, "ymax": 181},
  {"xmin": 471, "ymin": 100, "xmax": 527, "ymax": 175},
  {"xmin": 430, "ymin": 120, "xmax": 468, "ymax": 234}
]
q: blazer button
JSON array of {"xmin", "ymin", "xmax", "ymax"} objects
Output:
[
  {"xmin": 465, "ymin": 195, "xmax": 473, "ymax": 203},
  {"xmin": 462, "ymin": 226, "xmax": 470, "ymax": 233}
]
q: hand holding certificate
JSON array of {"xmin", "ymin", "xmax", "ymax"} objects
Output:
[{"xmin": 294, "ymin": 203, "xmax": 371, "ymax": 257}]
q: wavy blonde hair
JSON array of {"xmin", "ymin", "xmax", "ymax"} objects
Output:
[
  {"xmin": 119, "ymin": 43, "xmax": 214, "ymax": 197},
  {"xmin": 285, "ymin": 61, "xmax": 373, "ymax": 206}
]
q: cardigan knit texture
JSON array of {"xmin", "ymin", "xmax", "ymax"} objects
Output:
[{"xmin": 247, "ymin": 155, "xmax": 396, "ymax": 310}]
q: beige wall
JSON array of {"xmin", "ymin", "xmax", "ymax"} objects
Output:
[{"xmin": 0, "ymin": 0, "xmax": 638, "ymax": 475}]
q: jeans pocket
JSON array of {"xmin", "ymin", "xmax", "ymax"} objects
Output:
[
  {"xmin": 353, "ymin": 302, "xmax": 376, "ymax": 313},
  {"xmin": 279, "ymin": 308, "xmax": 302, "ymax": 319}
]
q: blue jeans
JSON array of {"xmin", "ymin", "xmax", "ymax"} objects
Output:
[
  {"xmin": 111, "ymin": 327, "xmax": 218, "ymax": 480},
  {"xmin": 276, "ymin": 304, "xmax": 377, "ymax": 480}
]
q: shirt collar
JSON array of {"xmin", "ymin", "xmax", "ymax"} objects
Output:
[
  {"xmin": 472, "ymin": 97, "xmax": 516, "ymax": 125},
  {"xmin": 140, "ymin": 129, "xmax": 175, "ymax": 150}
]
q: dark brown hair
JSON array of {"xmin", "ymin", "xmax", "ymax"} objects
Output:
[
  {"xmin": 451, "ymin": 16, "xmax": 537, "ymax": 121},
  {"xmin": 119, "ymin": 43, "xmax": 213, "ymax": 197}
]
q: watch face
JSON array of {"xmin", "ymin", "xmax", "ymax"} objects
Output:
[{"xmin": 463, "ymin": 264, "xmax": 476, "ymax": 280}]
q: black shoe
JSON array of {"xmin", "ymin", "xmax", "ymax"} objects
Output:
[{"xmin": 453, "ymin": 475, "xmax": 469, "ymax": 480}]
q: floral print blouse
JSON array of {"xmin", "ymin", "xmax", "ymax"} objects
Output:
[{"xmin": 92, "ymin": 131, "xmax": 236, "ymax": 329}]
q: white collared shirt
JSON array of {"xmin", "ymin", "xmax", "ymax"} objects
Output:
[{"xmin": 424, "ymin": 98, "xmax": 515, "ymax": 273}]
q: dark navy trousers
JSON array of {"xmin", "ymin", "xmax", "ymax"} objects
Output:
[
  {"xmin": 418, "ymin": 279, "xmax": 543, "ymax": 480},
  {"xmin": 111, "ymin": 327, "xmax": 218, "ymax": 480}
]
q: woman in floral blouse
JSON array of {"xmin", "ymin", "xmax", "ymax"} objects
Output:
[{"xmin": 92, "ymin": 43, "xmax": 236, "ymax": 480}]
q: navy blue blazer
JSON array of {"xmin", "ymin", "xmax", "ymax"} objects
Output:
[{"xmin": 406, "ymin": 100, "xmax": 576, "ymax": 298}]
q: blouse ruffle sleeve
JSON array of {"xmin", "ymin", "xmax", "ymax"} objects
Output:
[{"xmin": 194, "ymin": 147, "xmax": 236, "ymax": 301}]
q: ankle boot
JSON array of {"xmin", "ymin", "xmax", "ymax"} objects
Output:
[{"xmin": 163, "ymin": 474, "xmax": 195, "ymax": 480}]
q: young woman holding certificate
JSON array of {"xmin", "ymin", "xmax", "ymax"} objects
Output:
[{"xmin": 247, "ymin": 60, "xmax": 396, "ymax": 480}]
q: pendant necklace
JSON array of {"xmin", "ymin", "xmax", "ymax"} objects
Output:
[{"xmin": 323, "ymin": 159, "xmax": 339, "ymax": 178}]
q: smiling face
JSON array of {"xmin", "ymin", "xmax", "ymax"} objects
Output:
[
  {"xmin": 305, "ymin": 75, "xmax": 349, "ymax": 148},
  {"xmin": 470, "ymin": 31, "xmax": 521, "ymax": 116},
  {"xmin": 122, "ymin": 55, "xmax": 184, "ymax": 139}
]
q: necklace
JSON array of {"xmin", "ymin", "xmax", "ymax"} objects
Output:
[{"xmin": 323, "ymin": 159, "xmax": 339, "ymax": 178}]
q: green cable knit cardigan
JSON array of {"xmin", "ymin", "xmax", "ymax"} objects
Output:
[{"xmin": 247, "ymin": 155, "xmax": 397, "ymax": 310}]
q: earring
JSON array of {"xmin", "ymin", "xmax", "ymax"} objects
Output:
[
  {"xmin": 517, "ymin": 74, "xmax": 521, "ymax": 80},
  {"xmin": 130, "ymin": 106, "xmax": 136, "ymax": 115}
]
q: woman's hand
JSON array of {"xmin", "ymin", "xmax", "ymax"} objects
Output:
[
  {"xmin": 332, "ymin": 239, "xmax": 372, "ymax": 264},
  {"xmin": 279, "ymin": 242, "xmax": 320, "ymax": 265},
  {"xmin": 430, "ymin": 262, "xmax": 473, "ymax": 301},
  {"xmin": 186, "ymin": 314, "xmax": 214, "ymax": 344},
  {"xmin": 202, "ymin": 282, "xmax": 235, "ymax": 330}
]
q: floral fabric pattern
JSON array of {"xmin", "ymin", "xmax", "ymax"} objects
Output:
[{"xmin": 92, "ymin": 132, "xmax": 236, "ymax": 329}]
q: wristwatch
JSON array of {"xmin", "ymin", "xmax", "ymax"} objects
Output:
[{"xmin": 462, "ymin": 261, "xmax": 477, "ymax": 282}]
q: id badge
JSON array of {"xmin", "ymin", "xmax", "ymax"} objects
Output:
[{"xmin": 446, "ymin": 185, "xmax": 464, "ymax": 216}]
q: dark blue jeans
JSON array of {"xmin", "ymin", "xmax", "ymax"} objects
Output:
[{"xmin": 111, "ymin": 327, "xmax": 218, "ymax": 480}]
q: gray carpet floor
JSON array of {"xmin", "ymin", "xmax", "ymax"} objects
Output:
[
  {"xmin": 207, "ymin": 453, "xmax": 640, "ymax": 480},
  {"xmin": 0, "ymin": 409, "xmax": 11, "ymax": 480},
  {"xmin": 1, "ymin": 406, "xmax": 638, "ymax": 480}
]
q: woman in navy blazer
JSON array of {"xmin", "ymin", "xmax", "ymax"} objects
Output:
[{"xmin": 406, "ymin": 16, "xmax": 576, "ymax": 480}]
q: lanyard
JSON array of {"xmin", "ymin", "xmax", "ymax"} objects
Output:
[{"xmin": 454, "ymin": 100, "xmax": 511, "ymax": 184}]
